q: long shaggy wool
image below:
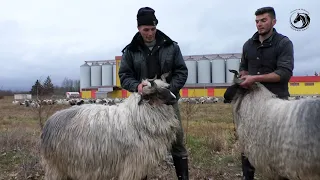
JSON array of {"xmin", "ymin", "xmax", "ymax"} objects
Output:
[
  {"xmin": 40, "ymin": 93, "xmax": 181, "ymax": 180},
  {"xmin": 232, "ymin": 83, "xmax": 320, "ymax": 180}
]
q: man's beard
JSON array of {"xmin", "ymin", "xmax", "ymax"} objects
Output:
[{"xmin": 258, "ymin": 27, "xmax": 272, "ymax": 36}]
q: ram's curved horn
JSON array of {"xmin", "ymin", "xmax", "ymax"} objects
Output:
[
  {"xmin": 147, "ymin": 75, "xmax": 157, "ymax": 82},
  {"xmin": 229, "ymin": 69, "xmax": 239, "ymax": 78}
]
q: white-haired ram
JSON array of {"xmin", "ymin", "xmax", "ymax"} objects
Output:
[
  {"xmin": 40, "ymin": 72, "xmax": 181, "ymax": 180},
  {"xmin": 223, "ymin": 69, "xmax": 320, "ymax": 180}
]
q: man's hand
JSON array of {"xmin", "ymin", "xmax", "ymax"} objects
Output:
[
  {"xmin": 239, "ymin": 70, "xmax": 249, "ymax": 77},
  {"xmin": 137, "ymin": 82, "xmax": 148, "ymax": 95},
  {"xmin": 239, "ymin": 75, "xmax": 256, "ymax": 89}
]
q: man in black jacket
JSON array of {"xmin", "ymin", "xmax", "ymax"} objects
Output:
[
  {"xmin": 118, "ymin": 7, "xmax": 189, "ymax": 180},
  {"xmin": 238, "ymin": 7, "xmax": 294, "ymax": 180}
]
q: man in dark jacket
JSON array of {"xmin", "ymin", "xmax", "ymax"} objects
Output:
[
  {"xmin": 238, "ymin": 7, "xmax": 294, "ymax": 180},
  {"xmin": 118, "ymin": 7, "xmax": 189, "ymax": 180}
]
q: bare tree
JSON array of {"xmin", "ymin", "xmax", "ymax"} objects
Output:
[
  {"xmin": 180, "ymin": 94, "xmax": 199, "ymax": 145},
  {"xmin": 30, "ymin": 76, "xmax": 56, "ymax": 130}
]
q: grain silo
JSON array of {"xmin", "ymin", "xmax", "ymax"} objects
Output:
[
  {"xmin": 226, "ymin": 58, "xmax": 240, "ymax": 83},
  {"xmin": 185, "ymin": 60, "xmax": 197, "ymax": 84},
  {"xmin": 101, "ymin": 62, "xmax": 113, "ymax": 86},
  {"xmin": 113, "ymin": 64, "xmax": 117, "ymax": 86},
  {"xmin": 197, "ymin": 57, "xmax": 211, "ymax": 83},
  {"xmin": 91, "ymin": 62, "xmax": 102, "ymax": 87},
  {"xmin": 80, "ymin": 62, "xmax": 91, "ymax": 90},
  {"xmin": 211, "ymin": 58, "xmax": 226, "ymax": 83}
]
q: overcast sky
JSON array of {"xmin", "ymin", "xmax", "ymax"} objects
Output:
[{"xmin": 0, "ymin": 0, "xmax": 318, "ymax": 91}]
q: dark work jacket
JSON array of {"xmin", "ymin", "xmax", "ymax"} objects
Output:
[
  {"xmin": 118, "ymin": 30, "xmax": 188, "ymax": 99},
  {"xmin": 239, "ymin": 28, "xmax": 294, "ymax": 98}
]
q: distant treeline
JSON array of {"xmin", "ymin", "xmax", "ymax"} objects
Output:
[{"xmin": 0, "ymin": 76, "xmax": 80, "ymax": 98}]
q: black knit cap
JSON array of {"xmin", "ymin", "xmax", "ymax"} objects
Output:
[{"xmin": 137, "ymin": 7, "xmax": 158, "ymax": 26}]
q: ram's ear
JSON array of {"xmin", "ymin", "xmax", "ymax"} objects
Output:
[{"xmin": 160, "ymin": 72, "xmax": 170, "ymax": 83}]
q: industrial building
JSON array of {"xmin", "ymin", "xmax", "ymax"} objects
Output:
[{"xmin": 79, "ymin": 53, "xmax": 320, "ymax": 99}]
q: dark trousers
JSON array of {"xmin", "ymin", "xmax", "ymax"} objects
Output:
[
  {"xmin": 241, "ymin": 153, "xmax": 255, "ymax": 180},
  {"xmin": 171, "ymin": 102, "xmax": 189, "ymax": 180},
  {"xmin": 171, "ymin": 102, "xmax": 188, "ymax": 157}
]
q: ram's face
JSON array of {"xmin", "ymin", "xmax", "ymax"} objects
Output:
[
  {"xmin": 155, "ymin": 87, "xmax": 177, "ymax": 105},
  {"xmin": 224, "ymin": 84, "xmax": 240, "ymax": 103},
  {"xmin": 223, "ymin": 69, "xmax": 248, "ymax": 103},
  {"xmin": 139, "ymin": 72, "xmax": 177, "ymax": 105}
]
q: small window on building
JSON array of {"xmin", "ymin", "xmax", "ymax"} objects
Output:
[
  {"xmin": 290, "ymin": 82, "xmax": 299, "ymax": 86},
  {"xmin": 305, "ymin": 82, "xmax": 314, "ymax": 86}
]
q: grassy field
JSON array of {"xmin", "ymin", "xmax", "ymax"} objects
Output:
[{"xmin": 0, "ymin": 96, "xmax": 264, "ymax": 180}]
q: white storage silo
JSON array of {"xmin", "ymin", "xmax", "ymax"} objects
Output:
[
  {"xmin": 80, "ymin": 62, "xmax": 91, "ymax": 89},
  {"xmin": 211, "ymin": 58, "xmax": 226, "ymax": 83},
  {"xmin": 91, "ymin": 62, "xmax": 102, "ymax": 86},
  {"xmin": 185, "ymin": 60, "xmax": 197, "ymax": 84},
  {"xmin": 113, "ymin": 64, "xmax": 117, "ymax": 86},
  {"xmin": 226, "ymin": 58, "xmax": 240, "ymax": 83},
  {"xmin": 197, "ymin": 58, "xmax": 211, "ymax": 83},
  {"xmin": 102, "ymin": 63, "xmax": 113, "ymax": 86}
]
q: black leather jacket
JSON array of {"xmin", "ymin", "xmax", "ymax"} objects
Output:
[{"xmin": 118, "ymin": 30, "xmax": 188, "ymax": 98}]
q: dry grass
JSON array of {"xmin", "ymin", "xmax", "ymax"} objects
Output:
[
  {"xmin": 0, "ymin": 97, "xmax": 67, "ymax": 180},
  {"xmin": 0, "ymin": 96, "xmax": 264, "ymax": 180}
]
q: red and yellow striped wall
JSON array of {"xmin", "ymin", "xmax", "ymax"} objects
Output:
[
  {"xmin": 80, "ymin": 88, "xmax": 227, "ymax": 99},
  {"xmin": 180, "ymin": 87, "xmax": 226, "ymax": 98},
  {"xmin": 288, "ymin": 76, "xmax": 320, "ymax": 96},
  {"xmin": 80, "ymin": 90, "xmax": 97, "ymax": 99},
  {"xmin": 80, "ymin": 89, "xmax": 132, "ymax": 99}
]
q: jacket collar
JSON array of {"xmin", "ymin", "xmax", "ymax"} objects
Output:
[
  {"xmin": 251, "ymin": 28, "xmax": 278, "ymax": 43},
  {"xmin": 122, "ymin": 29, "xmax": 175, "ymax": 53}
]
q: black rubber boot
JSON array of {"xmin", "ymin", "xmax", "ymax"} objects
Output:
[
  {"xmin": 172, "ymin": 156, "xmax": 189, "ymax": 180},
  {"xmin": 241, "ymin": 153, "xmax": 255, "ymax": 180}
]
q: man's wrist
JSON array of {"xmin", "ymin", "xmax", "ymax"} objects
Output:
[{"xmin": 252, "ymin": 75, "xmax": 261, "ymax": 82}]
